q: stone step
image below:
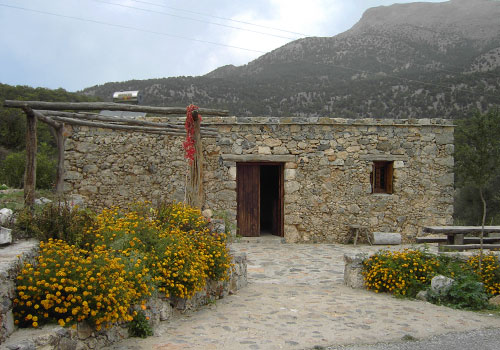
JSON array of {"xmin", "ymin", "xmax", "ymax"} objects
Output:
[{"xmin": 237, "ymin": 235, "xmax": 285, "ymax": 244}]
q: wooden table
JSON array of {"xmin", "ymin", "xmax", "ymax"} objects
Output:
[{"xmin": 422, "ymin": 226, "xmax": 500, "ymax": 248}]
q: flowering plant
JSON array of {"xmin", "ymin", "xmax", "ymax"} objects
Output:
[
  {"xmin": 14, "ymin": 202, "xmax": 231, "ymax": 330},
  {"xmin": 183, "ymin": 104, "xmax": 201, "ymax": 163}
]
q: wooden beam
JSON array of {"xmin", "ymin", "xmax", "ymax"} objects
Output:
[
  {"xmin": 34, "ymin": 110, "xmax": 219, "ymax": 132},
  {"xmin": 4, "ymin": 100, "xmax": 229, "ymax": 116},
  {"xmin": 22, "ymin": 107, "xmax": 37, "ymax": 209},
  {"xmin": 41, "ymin": 115, "xmax": 190, "ymax": 136},
  {"xmin": 35, "ymin": 113, "xmax": 217, "ymax": 136},
  {"xmin": 34, "ymin": 111, "xmax": 61, "ymax": 129}
]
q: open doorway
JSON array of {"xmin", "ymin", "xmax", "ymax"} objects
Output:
[
  {"xmin": 260, "ymin": 165, "xmax": 280, "ymax": 235},
  {"xmin": 237, "ymin": 163, "xmax": 284, "ymax": 237}
]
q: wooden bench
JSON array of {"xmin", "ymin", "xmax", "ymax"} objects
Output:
[
  {"xmin": 347, "ymin": 225, "xmax": 372, "ymax": 246},
  {"xmin": 422, "ymin": 226, "xmax": 500, "ymax": 251},
  {"xmin": 439, "ymin": 244, "xmax": 500, "ymax": 251},
  {"xmin": 416, "ymin": 236, "xmax": 500, "ymax": 244},
  {"xmin": 423, "ymin": 226, "xmax": 500, "ymax": 244},
  {"xmin": 416, "ymin": 236, "xmax": 448, "ymax": 244}
]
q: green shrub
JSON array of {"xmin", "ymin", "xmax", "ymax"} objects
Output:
[
  {"xmin": 0, "ymin": 147, "xmax": 56, "ymax": 189},
  {"xmin": 128, "ymin": 311, "xmax": 153, "ymax": 338},
  {"xmin": 0, "ymin": 151, "xmax": 25, "ymax": 188},
  {"xmin": 427, "ymin": 275, "xmax": 489, "ymax": 310},
  {"xmin": 213, "ymin": 209, "xmax": 237, "ymax": 237},
  {"xmin": 16, "ymin": 202, "xmax": 96, "ymax": 245},
  {"xmin": 35, "ymin": 151, "xmax": 56, "ymax": 189}
]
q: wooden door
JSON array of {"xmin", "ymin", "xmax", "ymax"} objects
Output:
[{"xmin": 237, "ymin": 164, "xmax": 260, "ymax": 237}]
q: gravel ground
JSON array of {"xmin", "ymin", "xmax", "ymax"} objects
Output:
[{"xmin": 316, "ymin": 328, "xmax": 500, "ymax": 350}]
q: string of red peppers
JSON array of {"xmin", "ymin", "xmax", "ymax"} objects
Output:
[{"xmin": 183, "ymin": 104, "xmax": 201, "ymax": 163}]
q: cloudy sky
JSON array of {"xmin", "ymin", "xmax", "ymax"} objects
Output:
[{"xmin": 0, "ymin": 0, "xmax": 444, "ymax": 92}]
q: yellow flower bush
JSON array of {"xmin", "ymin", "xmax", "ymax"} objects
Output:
[
  {"xmin": 467, "ymin": 253, "xmax": 500, "ymax": 295},
  {"xmin": 364, "ymin": 249, "xmax": 500, "ymax": 302},
  {"xmin": 363, "ymin": 249, "xmax": 440, "ymax": 297},
  {"xmin": 14, "ymin": 239, "xmax": 146, "ymax": 329},
  {"xmin": 14, "ymin": 202, "xmax": 232, "ymax": 330}
]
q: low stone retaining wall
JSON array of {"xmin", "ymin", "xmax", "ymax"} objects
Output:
[
  {"xmin": 343, "ymin": 253, "xmax": 367, "ymax": 289},
  {"xmin": 0, "ymin": 240, "xmax": 39, "ymax": 344},
  {"xmin": 1, "ymin": 242, "xmax": 247, "ymax": 350}
]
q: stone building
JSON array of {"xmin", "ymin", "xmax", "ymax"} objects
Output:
[{"xmin": 64, "ymin": 116, "xmax": 454, "ymax": 243}]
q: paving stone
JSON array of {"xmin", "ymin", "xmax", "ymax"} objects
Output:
[{"xmin": 99, "ymin": 240, "xmax": 500, "ymax": 350}]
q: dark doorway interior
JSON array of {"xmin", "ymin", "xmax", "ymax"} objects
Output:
[{"xmin": 260, "ymin": 165, "xmax": 280, "ymax": 235}]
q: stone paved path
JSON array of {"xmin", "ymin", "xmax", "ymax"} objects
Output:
[{"xmin": 105, "ymin": 238, "xmax": 500, "ymax": 350}]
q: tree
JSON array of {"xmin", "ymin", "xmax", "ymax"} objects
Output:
[{"xmin": 455, "ymin": 108, "xmax": 500, "ymax": 267}]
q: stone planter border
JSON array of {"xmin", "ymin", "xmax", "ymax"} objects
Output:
[{"xmin": 1, "ymin": 241, "xmax": 247, "ymax": 350}]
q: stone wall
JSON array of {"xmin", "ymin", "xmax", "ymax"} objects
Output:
[
  {"xmin": 64, "ymin": 116, "xmax": 454, "ymax": 243},
  {"xmin": 0, "ymin": 240, "xmax": 39, "ymax": 343}
]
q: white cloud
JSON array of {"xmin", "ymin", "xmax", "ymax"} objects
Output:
[{"xmin": 219, "ymin": 0, "xmax": 345, "ymax": 64}]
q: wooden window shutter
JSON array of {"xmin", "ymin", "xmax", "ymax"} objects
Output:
[
  {"xmin": 372, "ymin": 162, "xmax": 384, "ymax": 193},
  {"xmin": 385, "ymin": 162, "xmax": 394, "ymax": 194},
  {"xmin": 370, "ymin": 165, "xmax": 375, "ymax": 193},
  {"xmin": 371, "ymin": 161, "xmax": 394, "ymax": 194}
]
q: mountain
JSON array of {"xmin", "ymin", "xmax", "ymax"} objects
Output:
[{"xmin": 81, "ymin": 0, "xmax": 500, "ymax": 119}]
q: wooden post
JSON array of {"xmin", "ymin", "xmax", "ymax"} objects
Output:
[
  {"xmin": 187, "ymin": 111, "xmax": 204, "ymax": 209},
  {"xmin": 23, "ymin": 107, "xmax": 37, "ymax": 209},
  {"xmin": 32, "ymin": 111, "xmax": 65, "ymax": 195},
  {"xmin": 55, "ymin": 125, "xmax": 65, "ymax": 194}
]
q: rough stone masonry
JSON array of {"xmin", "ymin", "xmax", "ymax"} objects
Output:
[{"xmin": 64, "ymin": 116, "xmax": 454, "ymax": 243}]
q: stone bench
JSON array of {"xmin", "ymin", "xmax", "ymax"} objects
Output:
[{"xmin": 371, "ymin": 232, "xmax": 401, "ymax": 245}]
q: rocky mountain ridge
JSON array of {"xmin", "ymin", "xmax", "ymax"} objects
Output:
[{"xmin": 82, "ymin": 0, "xmax": 500, "ymax": 119}]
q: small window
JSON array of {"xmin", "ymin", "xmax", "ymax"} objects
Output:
[{"xmin": 370, "ymin": 161, "xmax": 393, "ymax": 194}]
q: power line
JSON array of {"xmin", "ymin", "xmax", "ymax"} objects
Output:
[
  {"xmin": 0, "ymin": 3, "xmax": 267, "ymax": 54},
  {"xmin": 91, "ymin": 0, "xmax": 300, "ymax": 41},
  {"xmin": 1, "ymin": 3, "xmax": 496, "ymax": 100},
  {"xmin": 128, "ymin": 0, "xmax": 314, "ymax": 38}
]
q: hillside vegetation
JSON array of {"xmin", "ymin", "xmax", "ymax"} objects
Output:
[
  {"xmin": 0, "ymin": 83, "xmax": 99, "ymax": 189},
  {"xmin": 82, "ymin": 0, "xmax": 500, "ymax": 119}
]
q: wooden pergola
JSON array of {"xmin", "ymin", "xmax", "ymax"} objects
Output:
[{"xmin": 3, "ymin": 100, "xmax": 228, "ymax": 209}]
